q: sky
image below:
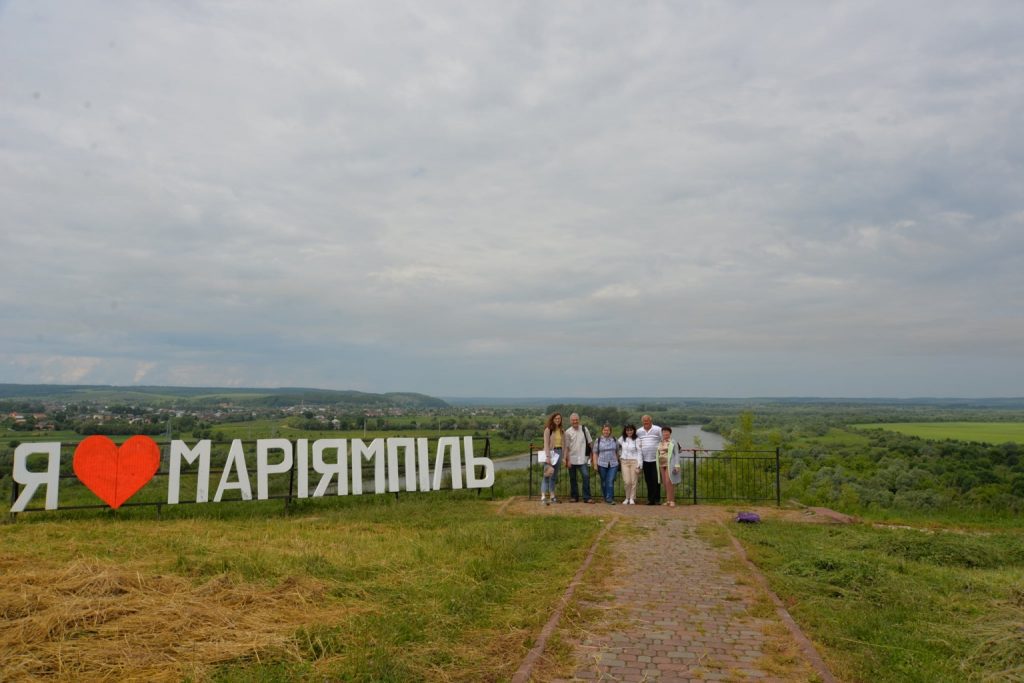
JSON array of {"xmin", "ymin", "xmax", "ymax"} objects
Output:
[{"xmin": 2, "ymin": 1, "xmax": 1023, "ymax": 398}]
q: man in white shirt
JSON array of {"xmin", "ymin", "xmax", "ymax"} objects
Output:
[
  {"xmin": 637, "ymin": 414, "xmax": 662, "ymax": 505},
  {"xmin": 565, "ymin": 412, "xmax": 594, "ymax": 503}
]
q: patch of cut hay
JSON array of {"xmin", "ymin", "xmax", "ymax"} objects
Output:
[
  {"xmin": 962, "ymin": 601, "xmax": 1024, "ymax": 682},
  {"xmin": 0, "ymin": 557, "xmax": 347, "ymax": 682}
]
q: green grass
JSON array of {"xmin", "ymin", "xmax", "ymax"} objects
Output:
[
  {"xmin": 2, "ymin": 428, "xmax": 80, "ymax": 443},
  {"xmin": 731, "ymin": 520, "xmax": 1024, "ymax": 682},
  {"xmin": 1, "ymin": 495, "xmax": 599, "ymax": 681},
  {"xmin": 852, "ymin": 422, "xmax": 1024, "ymax": 444},
  {"xmin": 842, "ymin": 506, "xmax": 1024, "ymax": 530}
]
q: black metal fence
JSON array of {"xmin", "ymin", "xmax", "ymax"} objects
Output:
[{"xmin": 527, "ymin": 447, "xmax": 781, "ymax": 505}]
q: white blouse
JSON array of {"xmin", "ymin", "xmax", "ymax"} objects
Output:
[{"xmin": 618, "ymin": 437, "xmax": 643, "ymax": 462}]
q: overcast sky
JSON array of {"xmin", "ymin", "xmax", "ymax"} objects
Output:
[{"xmin": 2, "ymin": 1, "xmax": 1023, "ymax": 398}]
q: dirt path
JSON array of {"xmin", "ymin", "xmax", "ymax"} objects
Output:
[{"xmin": 505, "ymin": 500, "xmax": 838, "ymax": 682}]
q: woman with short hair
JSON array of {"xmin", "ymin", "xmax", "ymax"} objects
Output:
[{"xmin": 657, "ymin": 426, "xmax": 683, "ymax": 507}]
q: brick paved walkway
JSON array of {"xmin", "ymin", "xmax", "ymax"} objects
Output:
[{"xmin": 548, "ymin": 513, "xmax": 820, "ymax": 682}]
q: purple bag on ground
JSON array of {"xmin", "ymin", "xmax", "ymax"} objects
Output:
[{"xmin": 735, "ymin": 511, "xmax": 761, "ymax": 523}]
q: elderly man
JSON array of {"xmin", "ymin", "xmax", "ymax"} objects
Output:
[
  {"xmin": 637, "ymin": 414, "xmax": 663, "ymax": 505},
  {"xmin": 565, "ymin": 412, "xmax": 595, "ymax": 503}
]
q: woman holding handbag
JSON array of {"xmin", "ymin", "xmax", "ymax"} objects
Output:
[{"xmin": 541, "ymin": 412, "xmax": 564, "ymax": 505}]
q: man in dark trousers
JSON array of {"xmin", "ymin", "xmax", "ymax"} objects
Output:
[{"xmin": 637, "ymin": 414, "xmax": 662, "ymax": 504}]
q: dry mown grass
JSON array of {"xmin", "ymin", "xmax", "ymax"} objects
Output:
[
  {"xmin": 0, "ymin": 556, "xmax": 349, "ymax": 682},
  {"xmin": 962, "ymin": 597, "xmax": 1024, "ymax": 681},
  {"xmin": 0, "ymin": 499, "xmax": 597, "ymax": 682}
]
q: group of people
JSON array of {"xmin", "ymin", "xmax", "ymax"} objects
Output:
[{"xmin": 540, "ymin": 412, "xmax": 683, "ymax": 506}]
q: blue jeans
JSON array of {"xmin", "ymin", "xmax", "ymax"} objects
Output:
[
  {"xmin": 541, "ymin": 449, "xmax": 561, "ymax": 496},
  {"xmin": 599, "ymin": 464, "xmax": 619, "ymax": 502},
  {"xmin": 568, "ymin": 462, "xmax": 592, "ymax": 501}
]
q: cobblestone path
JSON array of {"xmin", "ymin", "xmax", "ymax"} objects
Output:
[{"xmin": 552, "ymin": 515, "xmax": 819, "ymax": 682}]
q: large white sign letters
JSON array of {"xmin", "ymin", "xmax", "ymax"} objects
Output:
[{"xmin": 10, "ymin": 436, "xmax": 494, "ymax": 512}]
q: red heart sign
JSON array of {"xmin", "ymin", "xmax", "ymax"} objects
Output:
[{"xmin": 73, "ymin": 435, "xmax": 161, "ymax": 509}]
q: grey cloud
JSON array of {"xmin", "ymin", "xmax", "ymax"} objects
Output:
[{"xmin": 2, "ymin": 1, "xmax": 1023, "ymax": 396}]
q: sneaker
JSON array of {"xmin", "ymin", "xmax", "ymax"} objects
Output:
[{"xmin": 551, "ymin": 497, "xmax": 560, "ymax": 504}]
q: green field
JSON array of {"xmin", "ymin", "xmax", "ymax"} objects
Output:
[{"xmin": 852, "ymin": 421, "xmax": 1024, "ymax": 444}]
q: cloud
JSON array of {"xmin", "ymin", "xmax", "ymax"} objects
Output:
[
  {"xmin": 1, "ymin": 1, "xmax": 1022, "ymax": 396},
  {"xmin": 13, "ymin": 355, "xmax": 101, "ymax": 384}
]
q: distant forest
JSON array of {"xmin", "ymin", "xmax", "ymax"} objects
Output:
[{"xmin": 0, "ymin": 384, "xmax": 449, "ymax": 409}]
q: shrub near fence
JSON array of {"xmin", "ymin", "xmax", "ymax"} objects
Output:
[{"xmin": 527, "ymin": 447, "xmax": 781, "ymax": 505}]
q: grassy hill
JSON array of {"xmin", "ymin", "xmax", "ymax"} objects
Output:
[{"xmin": 0, "ymin": 384, "xmax": 449, "ymax": 409}]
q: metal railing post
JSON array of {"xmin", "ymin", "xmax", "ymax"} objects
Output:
[
  {"xmin": 775, "ymin": 447, "xmax": 781, "ymax": 506},
  {"xmin": 286, "ymin": 452, "xmax": 295, "ymax": 512},
  {"xmin": 692, "ymin": 450, "xmax": 698, "ymax": 505},
  {"xmin": 10, "ymin": 479, "xmax": 18, "ymax": 521},
  {"xmin": 528, "ymin": 444, "xmax": 534, "ymax": 500},
  {"xmin": 483, "ymin": 437, "xmax": 494, "ymax": 499}
]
